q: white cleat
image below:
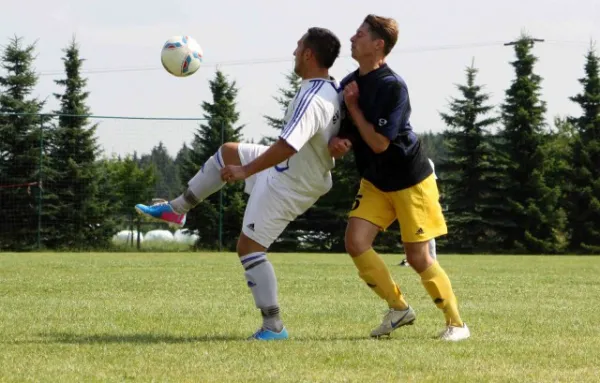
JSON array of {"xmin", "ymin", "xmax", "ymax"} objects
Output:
[
  {"xmin": 370, "ymin": 306, "xmax": 416, "ymax": 337},
  {"xmin": 439, "ymin": 323, "xmax": 470, "ymax": 341}
]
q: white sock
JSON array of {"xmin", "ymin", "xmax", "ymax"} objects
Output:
[
  {"xmin": 170, "ymin": 148, "xmax": 226, "ymax": 214},
  {"xmin": 429, "ymin": 238, "xmax": 437, "ymax": 260},
  {"xmin": 240, "ymin": 252, "xmax": 283, "ymax": 332}
]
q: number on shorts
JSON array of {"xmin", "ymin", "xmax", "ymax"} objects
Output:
[{"xmin": 351, "ymin": 194, "xmax": 363, "ymax": 211}]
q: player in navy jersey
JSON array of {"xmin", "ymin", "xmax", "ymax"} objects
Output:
[{"xmin": 329, "ymin": 14, "xmax": 469, "ymax": 341}]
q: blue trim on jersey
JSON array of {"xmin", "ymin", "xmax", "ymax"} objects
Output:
[
  {"xmin": 325, "ymin": 80, "xmax": 340, "ymax": 93},
  {"xmin": 215, "ymin": 149, "xmax": 224, "ymax": 168},
  {"xmin": 280, "ymin": 81, "xmax": 320, "ymax": 138},
  {"xmin": 274, "ymin": 158, "xmax": 290, "ymax": 172},
  {"xmin": 281, "ymin": 81, "xmax": 324, "ymax": 140}
]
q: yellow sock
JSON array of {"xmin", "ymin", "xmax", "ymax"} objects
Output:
[
  {"xmin": 352, "ymin": 248, "xmax": 408, "ymax": 310},
  {"xmin": 420, "ymin": 261, "xmax": 463, "ymax": 327}
]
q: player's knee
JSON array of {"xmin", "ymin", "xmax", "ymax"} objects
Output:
[
  {"xmin": 236, "ymin": 235, "xmax": 248, "ymax": 257},
  {"xmin": 345, "ymin": 232, "xmax": 369, "ymax": 257},
  {"xmin": 237, "ymin": 232, "xmax": 267, "ymax": 257},
  {"xmin": 404, "ymin": 241, "xmax": 434, "ymax": 273},
  {"xmin": 220, "ymin": 142, "xmax": 241, "ymax": 166}
]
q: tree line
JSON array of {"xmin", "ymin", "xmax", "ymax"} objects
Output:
[{"xmin": 0, "ymin": 34, "xmax": 598, "ymax": 254}]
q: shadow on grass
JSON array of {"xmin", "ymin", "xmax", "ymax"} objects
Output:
[
  {"xmin": 6, "ymin": 332, "xmax": 375, "ymax": 344},
  {"xmin": 33, "ymin": 332, "xmax": 244, "ymax": 344}
]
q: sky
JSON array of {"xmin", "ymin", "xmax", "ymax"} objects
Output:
[{"xmin": 1, "ymin": 0, "xmax": 599, "ymax": 158}]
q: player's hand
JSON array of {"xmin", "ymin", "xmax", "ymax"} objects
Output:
[
  {"xmin": 328, "ymin": 137, "xmax": 352, "ymax": 158},
  {"xmin": 221, "ymin": 165, "xmax": 248, "ymax": 183},
  {"xmin": 343, "ymin": 81, "xmax": 360, "ymax": 108}
]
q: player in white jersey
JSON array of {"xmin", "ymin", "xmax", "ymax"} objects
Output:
[{"xmin": 135, "ymin": 27, "xmax": 342, "ymax": 341}]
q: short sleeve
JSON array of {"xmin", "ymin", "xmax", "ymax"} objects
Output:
[
  {"xmin": 375, "ymin": 82, "xmax": 410, "ymax": 140},
  {"xmin": 279, "ymin": 86, "xmax": 324, "ymax": 151}
]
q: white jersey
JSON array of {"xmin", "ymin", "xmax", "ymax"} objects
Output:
[{"xmin": 271, "ymin": 78, "xmax": 341, "ymax": 196}]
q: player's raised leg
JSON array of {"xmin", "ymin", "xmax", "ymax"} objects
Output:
[{"xmin": 134, "ymin": 143, "xmax": 264, "ymax": 226}]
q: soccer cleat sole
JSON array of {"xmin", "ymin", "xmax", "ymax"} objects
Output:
[{"xmin": 134, "ymin": 206, "xmax": 185, "ymax": 228}]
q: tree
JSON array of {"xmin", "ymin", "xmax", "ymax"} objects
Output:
[
  {"xmin": 45, "ymin": 37, "xmax": 113, "ymax": 249},
  {"xmin": 419, "ymin": 131, "xmax": 447, "ymax": 165},
  {"xmin": 139, "ymin": 142, "xmax": 181, "ymax": 200},
  {"xmin": 179, "ymin": 70, "xmax": 245, "ymax": 250},
  {"xmin": 438, "ymin": 61, "xmax": 506, "ymax": 252},
  {"xmin": 497, "ymin": 35, "xmax": 565, "ymax": 253},
  {"xmin": 0, "ymin": 36, "xmax": 47, "ymax": 250},
  {"xmin": 102, "ymin": 156, "xmax": 157, "ymax": 244},
  {"xmin": 539, "ymin": 117, "xmax": 574, "ymax": 250},
  {"xmin": 262, "ymin": 71, "xmax": 302, "ymax": 144},
  {"xmin": 567, "ymin": 44, "xmax": 600, "ymax": 253},
  {"xmin": 174, "ymin": 143, "xmax": 191, "ymax": 173}
]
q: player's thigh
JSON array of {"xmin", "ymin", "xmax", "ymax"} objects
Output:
[
  {"xmin": 348, "ymin": 179, "xmax": 396, "ymax": 230},
  {"xmin": 237, "ymin": 143, "xmax": 269, "ymax": 194},
  {"xmin": 390, "ymin": 174, "xmax": 447, "ymax": 243},
  {"xmin": 242, "ymin": 182, "xmax": 317, "ymax": 249}
]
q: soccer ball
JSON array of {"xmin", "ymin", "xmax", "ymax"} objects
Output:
[{"xmin": 160, "ymin": 36, "xmax": 203, "ymax": 77}]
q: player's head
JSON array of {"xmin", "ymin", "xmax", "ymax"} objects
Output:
[
  {"xmin": 293, "ymin": 27, "xmax": 341, "ymax": 77},
  {"xmin": 351, "ymin": 14, "xmax": 399, "ymax": 61}
]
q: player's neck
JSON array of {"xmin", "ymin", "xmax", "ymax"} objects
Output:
[
  {"xmin": 301, "ymin": 68, "xmax": 330, "ymax": 81},
  {"xmin": 358, "ymin": 58, "xmax": 386, "ymax": 76}
]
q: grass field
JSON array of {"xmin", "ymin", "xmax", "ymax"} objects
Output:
[{"xmin": 1, "ymin": 252, "xmax": 599, "ymax": 382}]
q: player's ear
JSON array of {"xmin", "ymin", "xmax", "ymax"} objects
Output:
[
  {"xmin": 375, "ymin": 39, "xmax": 385, "ymax": 53},
  {"xmin": 303, "ymin": 47, "xmax": 313, "ymax": 61}
]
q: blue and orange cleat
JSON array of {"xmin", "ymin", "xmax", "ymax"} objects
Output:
[
  {"xmin": 135, "ymin": 199, "xmax": 186, "ymax": 227},
  {"xmin": 248, "ymin": 327, "xmax": 289, "ymax": 341}
]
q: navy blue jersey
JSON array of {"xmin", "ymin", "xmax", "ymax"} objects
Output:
[{"xmin": 339, "ymin": 64, "xmax": 432, "ymax": 191}]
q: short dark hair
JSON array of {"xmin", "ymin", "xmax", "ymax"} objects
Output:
[
  {"xmin": 364, "ymin": 14, "xmax": 399, "ymax": 56},
  {"xmin": 303, "ymin": 27, "xmax": 341, "ymax": 69}
]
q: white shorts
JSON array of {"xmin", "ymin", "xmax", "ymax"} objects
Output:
[{"xmin": 237, "ymin": 143, "xmax": 319, "ymax": 249}]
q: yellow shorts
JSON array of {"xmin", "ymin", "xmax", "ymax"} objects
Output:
[{"xmin": 348, "ymin": 174, "xmax": 448, "ymax": 243}]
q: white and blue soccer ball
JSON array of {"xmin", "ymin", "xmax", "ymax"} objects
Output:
[{"xmin": 160, "ymin": 35, "xmax": 203, "ymax": 77}]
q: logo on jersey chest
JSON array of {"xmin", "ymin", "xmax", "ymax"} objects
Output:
[{"xmin": 333, "ymin": 109, "xmax": 340, "ymax": 124}]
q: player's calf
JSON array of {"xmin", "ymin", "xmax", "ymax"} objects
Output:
[
  {"xmin": 238, "ymin": 234, "xmax": 287, "ymax": 340},
  {"xmin": 406, "ymin": 241, "xmax": 466, "ymax": 336}
]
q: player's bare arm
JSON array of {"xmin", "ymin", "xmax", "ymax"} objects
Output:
[
  {"xmin": 343, "ymin": 81, "xmax": 390, "ymax": 153},
  {"xmin": 221, "ymin": 139, "xmax": 296, "ymax": 182}
]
